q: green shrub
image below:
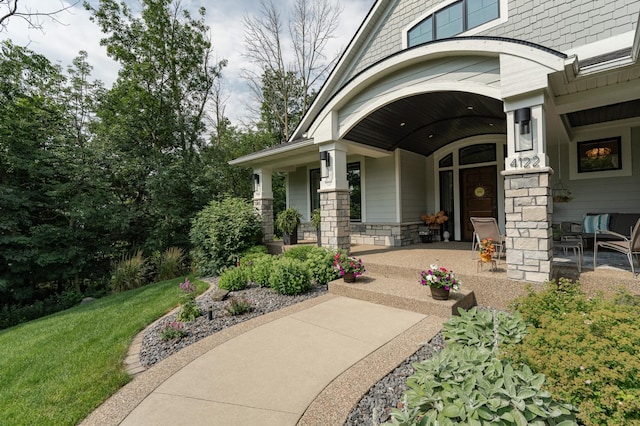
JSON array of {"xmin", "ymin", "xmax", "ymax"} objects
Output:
[
  {"xmin": 111, "ymin": 250, "xmax": 147, "ymax": 292},
  {"xmin": 268, "ymin": 257, "xmax": 311, "ymax": 295},
  {"xmin": 504, "ymin": 287, "xmax": 640, "ymax": 425},
  {"xmin": 225, "ymin": 297, "xmax": 253, "ymax": 316},
  {"xmin": 443, "ymin": 307, "xmax": 528, "ymax": 351},
  {"xmin": 218, "ymin": 267, "xmax": 249, "ymax": 291},
  {"xmin": 282, "ymin": 245, "xmax": 316, "ymax": 262},
  {"xmin": 238, "ymin": 245, "xmax": 269, "ymax": 268},
  {"xmin": 388, "ymin": 346, "xmax": 578, "ymax": 425},
  {"xmin": 305, "ymin": 247, "xmax": 340, "ymax": 285},
  {"xmin": 509, "ymin": 277, "xmax": 590, "ymax": 328},
  {"xmin": 249, "ymin": 255, "xmax": 275, "ymax": 288},
  {"xmin": 189, "ymin": 197, "xmax": 262, "ymax": 275}
]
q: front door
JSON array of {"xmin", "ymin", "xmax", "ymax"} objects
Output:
[{"xmin": 460, "ymin": 166, "xmax": 497, "ymax": 241}]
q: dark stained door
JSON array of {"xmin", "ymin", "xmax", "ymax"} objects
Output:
[{"xmin": 460, "ymin": 166, "xmax": 497, "ymax": 241}]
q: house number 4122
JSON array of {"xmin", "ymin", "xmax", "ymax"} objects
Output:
[{"xmin": 510, "ymin": 156, "xmax": 540, "ymax": 169}]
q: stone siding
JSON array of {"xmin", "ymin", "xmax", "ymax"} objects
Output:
[
  {"xmin": 320, "ymin": 190, "xmax": 351, "ymax": 251},
  {"xmin": 350, "ymin": 222, "xmax": 424, "ymax": 247},
  {"xmin": 254, "ymin": 198, "xmax": 274, "ymax": 242},
  {"xmin": 503, "ymin": 171, "xmax": 553, "ymax": 282}
]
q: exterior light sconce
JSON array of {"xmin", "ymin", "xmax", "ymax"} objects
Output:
[
  {"xmin": 319, "ymin": 151, "xmax": 330, "ymax": 167},
  {"xmin": 253, "ymin": 173, "xmax": 260, "ymax": 185},
  {"xmin": 514, "ymin": 107, "xmax": 531, "ymax": 135},
  {"xmin": 319, "ymin": 151, "xmax": 330, "ymax": 179}
]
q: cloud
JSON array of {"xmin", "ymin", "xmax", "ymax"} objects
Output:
[{"xmin": 0, "ymin": 0, "xmax": 373, "ymax": 125}]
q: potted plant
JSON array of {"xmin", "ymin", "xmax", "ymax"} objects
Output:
[
  {"xmin": 420, "ymin": 211, "xmax": 449, "ymax": 241},
  {"xmin": 419, "ymin": 264, "xmax": 460, "ymax": 300},
  {"xmin": 333, "ymin": 251, "xmax": 366, "ymax": 283},
  {"xmin": 311, "ymin": 208, "xmax": 321, "ymax": 247},
  {"xmin": 478, "ymin": 238, "xmax": 495, "ymax": 262},
  {"xmin": 276, "ymin": 207, "xmax": 302, "ymax": 245}
]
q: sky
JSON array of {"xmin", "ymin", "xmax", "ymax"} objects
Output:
[{"xmin": 1, "ymin": 0, "xmax": 373, "ymax": 125}]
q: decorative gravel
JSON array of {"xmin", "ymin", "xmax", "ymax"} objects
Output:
[
  {"xmin": 138, "ymin": 277, "xmax": 451, "ymax": 425},
  {"xmin": 345, "ymin": 333, "xmax": 446, "ymax": 426},
  {"xmin": 139, "ymin": 278, "xmax": 328, "ymax": 368}
]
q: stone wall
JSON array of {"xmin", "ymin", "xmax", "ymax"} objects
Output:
[
  {"xmin": 350, "ymin": 222, "xmax": 424, "ymax": 247},
  {"xmin": 503, "ymin": 171, "xmax": 553, "ymax": 282}
]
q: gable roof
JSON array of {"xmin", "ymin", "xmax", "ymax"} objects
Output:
[{"xmin": 289, "ymin": 0, "xmax": 386, "ymax": 142}]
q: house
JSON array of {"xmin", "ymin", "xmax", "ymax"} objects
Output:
[{"xmin": 230, "ymin": 0, "xmax": 640, "ymax": 282}]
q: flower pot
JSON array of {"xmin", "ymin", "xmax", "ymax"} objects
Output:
[
  {"xmin": 283, "ymin": 230, "xmax": 298, "ymax": 245},
  {"xmin": 479, "ymin": 252, "xmax": 492, "ymax": 263},
  {"xmin": 430, "ymin": 286, "xmax": 450, "ymax": 300},
  {"xmin": 343, "ymin": 272, "xmax": 356, "ymax": 283},
  {"xmin": 316, "ymin": 229, "xmax": 322, "ymax": 247}
]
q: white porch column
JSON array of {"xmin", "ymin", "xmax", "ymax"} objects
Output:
[
  {"xmin": 502, "ymin": 93, "xmax": 553, "ymax": 283},
  {"xmin": 318, "ymin": 142, "xmax": 350, "ymax": 251},
  {"xmin": 252, "ymin": 168, "xmax": 274, "ymax": 242}
]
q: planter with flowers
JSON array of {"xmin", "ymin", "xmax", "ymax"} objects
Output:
[
  {"xmin": 333, "ymin": 251, "xmax": 366, "ymax": 283},
  {"xmin": 478, "ymin": 238, "xmax": 495, "ymax": 262},
  {"xmin": 419, "ymin": 265, "xmax": 460, "ymax": 300}
]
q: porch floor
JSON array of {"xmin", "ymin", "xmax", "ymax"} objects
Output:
[{"xmin": 330, "ymin": 242, "xmax": 640, "ymax": 312}]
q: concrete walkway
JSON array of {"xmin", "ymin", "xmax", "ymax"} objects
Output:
[{"xmin": 83, "ymin": 294, "xmax": 445, "ymax": 425}]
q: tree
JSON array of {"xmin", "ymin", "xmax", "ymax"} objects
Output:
[
  {"xmin": 0, "ymin": 0, "xmax": 80, "ymax": 32},
  {"xmin": 85, "ymin": 0, "xmax": 227, "ymax": 253},
  {"xmin": 0, "ymin": 41, "xmax": 107, "ymax": 304},
  {"xmin": 243, "ymin": 0, "xmax": 342, "ymax": 142}
]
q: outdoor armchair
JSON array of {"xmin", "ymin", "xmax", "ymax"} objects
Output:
[{"xmin": 593, "ymin": 217, "xmax": 640, "ymax": 278}]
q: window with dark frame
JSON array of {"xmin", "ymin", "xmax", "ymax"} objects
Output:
[
  {"xmin": 577, "ymin": 137, "xmax": 622, "ymax": 173},
  {"xmin": 348, "ymin": 162, "xmax": 362, "ymax": 222},
  {"xmin": 310, "ymin": 168, "xmax": 321, "ymax": 212},
  {"xmin": 309, "ymin": 163, "xmax": 362, "ymax": 222},
  {"xmin": 407, "ymin": 0, "xmax": 499, "ymax": 47}
]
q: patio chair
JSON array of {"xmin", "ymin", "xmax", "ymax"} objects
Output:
[
  {"xmin": 470, "ymin": 217, "xmax": 505, "ymax": 260},
  {"xmin": 593, "ymin": 217, "xmax": 640, "ymax": 278}
]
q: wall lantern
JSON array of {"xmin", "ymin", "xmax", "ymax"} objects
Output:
[
  {"xmin": 514, "ymin": 107, "xmax": 531, "ymax": 135},
  {"xmin": 253, "ymin": 173, "xmax": 260, "ymax": 185},
  {"xmin": 319, "ymin": 151, "xmax": 330, "ymax": 167}
]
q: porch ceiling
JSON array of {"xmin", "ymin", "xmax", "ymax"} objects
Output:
[{"xmin": 343, "ymin": 91, "xmax": 506, "ymax": 157}]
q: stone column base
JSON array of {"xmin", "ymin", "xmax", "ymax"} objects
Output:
[
  {"xmin": 503, "ymin": 169, "xmax": 553, "ymax": 283},
  {"xmin": 320, "ymin": 189, "xmax": 350, "ymax": 251},
  {"xmin": 253, "ymin": 198, "xmax": 274, "ymax": 243}
]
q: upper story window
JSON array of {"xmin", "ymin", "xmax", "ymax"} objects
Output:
[{"xmin": 407, "ymin": 0, "xmax": 499, "ymax": 47}]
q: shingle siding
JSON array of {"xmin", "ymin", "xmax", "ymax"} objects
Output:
[{"xmin": 346, "ymin": 0, "xmax": 639, "ymax": 81}]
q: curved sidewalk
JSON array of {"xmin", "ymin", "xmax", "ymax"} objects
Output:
[{"xmin": 82, "ymin": 294, "xmax": 445, "ymax": 425}]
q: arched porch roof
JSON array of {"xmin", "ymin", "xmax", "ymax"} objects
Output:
[{"xmin": 304, "ymin": 37, "xmax": 572, "ymax": 157}]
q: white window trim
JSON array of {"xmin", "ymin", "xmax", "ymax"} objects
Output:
[{"xmin": 402, "ymin": 0, "xmax": 509, "ymax": 50}]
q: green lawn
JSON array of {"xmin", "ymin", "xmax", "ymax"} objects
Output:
[{"xmin": 0, "ymin": 277, "xmax": 208, "ymax": 426}]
